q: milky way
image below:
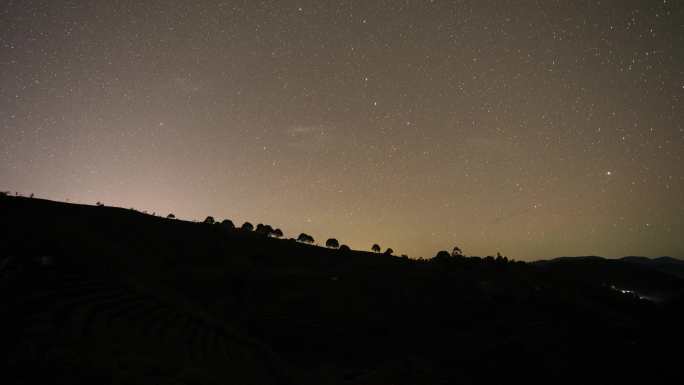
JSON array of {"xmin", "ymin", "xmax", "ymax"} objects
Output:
[{"xmin": 1, "ymin": 1, "xmax": 682, "ymax": 259}]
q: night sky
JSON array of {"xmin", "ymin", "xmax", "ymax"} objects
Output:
[{"xmin": 1, "ymin": 1, "xmax": 682, "ymax": 259}]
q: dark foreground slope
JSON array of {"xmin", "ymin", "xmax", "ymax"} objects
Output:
[{"xmin": 1, "ymin": 195, "xmax": 683, "ymax": 385}]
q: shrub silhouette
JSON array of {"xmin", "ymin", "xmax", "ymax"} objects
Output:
[
  {"xmin": 297, "ymin": 233, "xmax": 314, "ymax": 244},
  {"xmin": 241, "ymin": 222, "xmax": 254, "ymax": 231},
  {"xmin": 452, "ymin": 246, "xmax": 464, "ymax": 257},
  {"xmin": 272, "ymin": 228, "xmax": 283, "ymax": 238},
  {"xmin": 221, "ymin": 219, "xmax": 234, "ymax": 229},
  {"xmin": 372, "ymin": 244, "xmax": 381, "ymax": 253},
  {"xmin": 384, "ymin": 248, "xmax": 393, "ymax": 255},
  {"xmin": 204, "ymin": 216, "xmax": 215, "ymax": 224},
  {"xmin": 339, "ymin": 244, "xmax": 350, "ymax": 252},
  {"xmin": 167, "ymin": 213, "xmax": 175, "ymax": 219},
  {"xmin": 326, "ymin": 238, "xmax": 340, "ymax": 249}
]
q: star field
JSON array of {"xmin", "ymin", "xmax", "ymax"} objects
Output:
[{"xmin": 1, "ymin": 1, "xmax": 683, "ymax": 259}]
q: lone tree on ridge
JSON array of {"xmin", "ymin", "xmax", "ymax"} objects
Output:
[{"xmin": 326, "ymin": 238, "xmax": 340, "ymax": 249}]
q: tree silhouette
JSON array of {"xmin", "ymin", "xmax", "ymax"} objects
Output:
[
  {"xmin": 255, "ymin": 224, "xmax": 275, "ymax": 236},
  {"xmin": 221, "ymin": 219, "xmax": 234, "ymax": 229},
  {"xmin": 297, "ymin": 233, "xmax": 314, "ymax": 244},
  {"xmin": 452, "ymin": 246, "xmax": 464, "ymax": 257},
  {"xmin": 167, "ymin": 213, "xmax": 175, "ymax": 219},
  {"xmin": 264, "ymin": 225, "xmax": 275, "ymax": 236},
  {"xmin": 272, "ymin": 228, "xmax": 283, "ymax": 238},
  {"xmin": 434, "ymin": 250, "xmax": 451, "ymax": 260},
  {"xmin": 339, "ymin": 244, "xmax": 350, "ymax": 252},
  {"xmin": 326, "ymin": 238, "xmax": 340, "ymax": 249},
  {"xmin": 255, "ymin": 223, "xmax": 269, "ymax": 235},
  {"xmin": 384, "ymin": 248, "xmax": 393, "ymax": 255},
  {"xmin": 241, "ymin": 222, "xmax": 254, "ymax": 231},
  {"xmin": 372, "ymin": 244, "xmax": 381, "ymax": 253},
  {"xmin": 204, "ymin": 216, "xmax": 215, "ymax": 224},
  {"xmin": 496, "ymin": 252, "xmax": 509, "ymax": 263}
]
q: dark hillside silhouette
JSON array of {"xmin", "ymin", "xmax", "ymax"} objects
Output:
[{"xmin": 1, "ymin": 195, "xmax": 683, "ymax": 385}]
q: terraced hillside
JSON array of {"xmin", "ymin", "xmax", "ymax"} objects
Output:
[{"xmin": 0, "ymin": 256, "xmax": 290, "ymax": 385}]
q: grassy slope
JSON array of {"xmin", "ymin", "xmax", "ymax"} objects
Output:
[{"xmin": 1, "ymin": 195, "xmax": 683, "ymax": 384}]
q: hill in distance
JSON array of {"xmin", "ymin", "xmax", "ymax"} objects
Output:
[{"xmin": 1, "ymin": 194, "xmax": 683, "ymax": 385}]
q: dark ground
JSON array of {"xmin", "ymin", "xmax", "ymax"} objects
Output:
[{"xmin": 1, "ymin": 194, "xmax": 683, "ymax": 384}]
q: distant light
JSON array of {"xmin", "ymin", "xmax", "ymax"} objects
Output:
[{"xmin": 605, "ymin": 171, "xmax": 612, "ymax": 176}]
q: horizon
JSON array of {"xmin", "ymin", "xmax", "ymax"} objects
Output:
[
  {"xmin": 1, "ymin": 1, "xmax": 682, "ymax": 260},
  {"xmin": 3, "ymin": 192, "xmax": 681, "ymax": 262}
]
